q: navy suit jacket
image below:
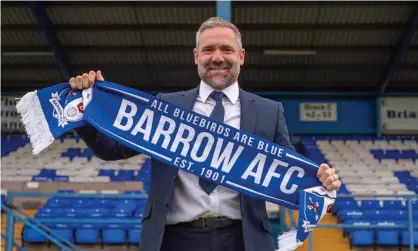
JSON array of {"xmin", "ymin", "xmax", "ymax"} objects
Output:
[{"xmin": 76, "ymin": 86, "xmax": 295, "ymax": 251}]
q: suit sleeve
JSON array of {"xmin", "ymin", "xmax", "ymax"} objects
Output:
[
  {"xmin": 273, "ymin": 102, "xmax": 296, "ymax": 151},
  {"xmin": 76, "ymin": 92, "xmax": 164, "ymax": 160},
  {"xmin": 75, "ymin": 125, "xmax": 139, "ymax": 161}
]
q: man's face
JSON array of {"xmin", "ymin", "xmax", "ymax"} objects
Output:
[{"xmin": 194, "ymin": 27, "xmax": 245, "ymax": 90}]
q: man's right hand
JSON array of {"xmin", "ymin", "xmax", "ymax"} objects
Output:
[{"xmin": 69, "ymin": 70, "xmax": 105, "ymax": 90}]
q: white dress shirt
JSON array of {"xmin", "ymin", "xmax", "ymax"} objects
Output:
[{"xmin": 166, "ymin": 81, "xmax": 242, "ymax": 224}]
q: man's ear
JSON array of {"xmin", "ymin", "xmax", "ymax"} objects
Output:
[
  {"xmin": 193, "ymin": 48, "xmax": 199, "ymax": 65},
  {"xmin": 239, "ymin": 48, "xmax": 245, "ymax": 65}
]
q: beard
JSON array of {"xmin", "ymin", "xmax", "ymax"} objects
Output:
[{"xmin": 198, "ymin": 62, "xmax": 240, "ymax": 90}]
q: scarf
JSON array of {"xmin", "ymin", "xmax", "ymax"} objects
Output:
[{"xmin": 16, "ymin": 80, "xmax": 336, "ymax": 251}]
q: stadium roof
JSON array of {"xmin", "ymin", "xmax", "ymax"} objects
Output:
[{"xmin": 2, "ymin": 1, "xmax": 418, "ymax": 95}]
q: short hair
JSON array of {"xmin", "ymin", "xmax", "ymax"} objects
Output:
[{"xmin": 195, "ymin": 17, "xmax": 242, "ymax": 49}]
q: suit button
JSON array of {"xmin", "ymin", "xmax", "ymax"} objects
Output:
[
  {"xmin": 172, "ymin": 176, "xmax": 178, "ymax": 182},
  {"xmin": 164, "ymin": 202, "xmax": 169, "ymax": 208}
]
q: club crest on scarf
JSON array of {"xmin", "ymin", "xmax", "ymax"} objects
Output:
[
  {"xmin": 49, "ymin": 89, "xmax": 92, "ymax": 128},
  {"xmin": 296, "ymin": 187, "xmax": 334, "ymax": 244}
]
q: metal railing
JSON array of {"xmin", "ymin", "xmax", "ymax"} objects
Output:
[
  {"xmin": 2, "ymin": 191, "xmax": 147, "ymax": 251},
  {"xmin": 283, "ymin": 193, "xmax": 417, "ymax": 251}
]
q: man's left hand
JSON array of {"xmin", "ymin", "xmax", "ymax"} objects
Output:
[{"xmin": 317, "ymin": 164, "xmax": 341, "ymax": 191}]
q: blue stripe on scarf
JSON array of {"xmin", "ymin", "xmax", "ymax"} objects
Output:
[{"xmin": 16, "ymin": 80, "xmax": 336, "ymax": 250}]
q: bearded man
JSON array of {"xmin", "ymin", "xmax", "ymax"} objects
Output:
[{"xmin": 71, "ymin": 17, "xmax": 341, "ymax": 251}]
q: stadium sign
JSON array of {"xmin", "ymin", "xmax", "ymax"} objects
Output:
[
  {"xmin": 380, "ymin": 97, "xmax": 418, "ymax": 134},
  {"xmin": 299, "ymin": 102, "xmax": 337, "ymax": 121}
]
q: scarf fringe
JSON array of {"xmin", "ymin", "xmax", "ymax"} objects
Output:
[
  {"xmin": 276, "ymin": 229, "xmax": 303, "ymax": 251},
  {"xmin": 15, "ymin": 90, "xmax": 55, "ymax": 155}
]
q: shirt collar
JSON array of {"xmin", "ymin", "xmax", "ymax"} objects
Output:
[{"xmin": 199, "ymin": 80, "xmax": 239, "ymax": 105}]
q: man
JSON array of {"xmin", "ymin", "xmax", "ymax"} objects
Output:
[{"xmin": 71, "ymin": 17, "xmax": 341, "ymax": 251}]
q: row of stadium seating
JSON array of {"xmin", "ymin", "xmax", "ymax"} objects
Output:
[
  {"xmin": 3, "ymin": 134, "xmax": 418, "ymax": 248},
  {"xmin": 1, "ymin": 134, "xmax": 152, "ymax": 182},
  {"xmin": 344, "ymin": 221, "xmax": 418, "ymax": 246},
  {"xmin": 300, "ymin": 136, "xmax": 418, "ymax": 247},
  {"xmin": 19, "ymin": 189, "xmax": 145, "ymax": 245}
]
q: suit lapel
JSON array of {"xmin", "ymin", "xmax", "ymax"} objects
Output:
[
  {"xmin": 239, "ymin": 89, "xmax": 257, "ymax": 135},
  {"xmin": 178, "ymin": 87, "xmax": 199, "ymax": 110},
  {"xmin": 164, "ymin": 87, "xmax": 199, "ymax": 177}
]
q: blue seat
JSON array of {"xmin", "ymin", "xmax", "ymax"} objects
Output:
[
  {"xmin": 391, "ymin": 210, "xmax": 409, "ymax": 220},
  {"xmin": 400, "ymin": 149, "xmax": 417, "ymax": 159},
  {"xmin": 111, "ymin": 176, "xmax": 132, "ymax": 182},
  {"xmin": 376, "ymin": 230, "xmax": 399, "ymax": 245},
  {"xmin": 128, "ymin": 227, "xmax": 141, "ymax": 244},
  {"xmin": 51, "ymin": 228, "xmax": 73, "ymax": 242},
  {"xmin": 412, "ymin": 200, "xmax": 418, "ymax": 209},
  {"xmin": 45, "ymin": 198, "xmax": 72, "ymax": 207},
  {"xmin": 401, "ymin": 230, "xmax": 418, "ymax": 246},
  {"xmin": 375, "ymin": 221, "xmax": 400, "ymax": 245},
  {"xmin": 102, "ymin": 226, "xmax": 127, "ymax": 244},
  {"xmin": 360, "ymin": 200, "xmax": 381, "ymax": 209},
  {"xmin": 384, "ymin": 150, "xmax": 401, "ymax": 159},
  {"xmin": 98, "ymin": 169, "xmax": 115, "ymax": 177},
  {"xmin": 382, "ymin": 200, "xmax": 405, "ymax": 209},
  {"xmin": 112, "ymin": 209, "xmax": 133, "ymax": 217},
  {"xmin": 402, "ymin": 177, "xmax": 418, "ymax": 184},
  {"xmin": 36, "ymin": 208, "xmax": 65, "ymax": 217},
  {"xmin": 75, "ymin": 227, "xmax": 100, "ymax": 244},
  {"xmin": 116, "ymin": 200, "xmax": 137, "ymax": 211},
  {"xmin": 344, "ymin": 220, "xmax": 371, "ymax": 234},
  {"xmin": 23, "ymin": 226, "xmax": 47, "ymax": 243},
  {"xmin": 80, "ymin": 148, "xmax": 95, "ymax": 160},
  {"xmin": 394, "ymin": 171, "xmax": 411, "ymax": 178},
  {"xmin": 94, "ymin": 199, "xmax": 117, "ymax": 208},
  {"xmin": 39, "ymin": 169, "xmax": 57, "ymax": 177},
  {"xmin": 136, "ymin": 199, "xmax": 147, "ymax": 208},
  {"xmin": 370, "ymin": 149, "xmax": 385, "ymax": 159},
  {"xmin": 363, "ymin": 210, "xmax": 389, "ymax": 220},
  {"xmin": 339, "ymin": 210, "xmax": 364, "ymax": 221},
  {"xmin": 118, "ymin": 169, "xmax": 135, "ymax": 178},
  {"xmin": 351, "ymin": 230, "xmax": 374, "ymax": 246},
  {"xmin": 135, "ymin": 208, "xmax": 144, "ymax": 217}
]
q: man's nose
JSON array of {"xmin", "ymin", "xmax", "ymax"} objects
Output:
[{"xmin": 211, "ymin": 49, "xmax": 224, "ymax": 63}]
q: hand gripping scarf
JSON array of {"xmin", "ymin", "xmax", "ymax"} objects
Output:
[{"xmin": 16, "ymin": 80, "xmax": 336, "ymax": 251}]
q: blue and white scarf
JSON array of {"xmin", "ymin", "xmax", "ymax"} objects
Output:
[{"xmin": 16, "ymin": 80, "xmax": 336, "ymax": 251}]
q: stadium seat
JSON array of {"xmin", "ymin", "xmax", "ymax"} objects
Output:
[
  {"xmin": 75, "ymin": 226, "xmax": 100, "ymax": 244},
  {"xmin": 401, "ymin": 230, "xmax": 418, "ymax": 246},
  {"xmin": 376, "ymin": 230, "xmax": 399, "ymax": 245},
  {"xmin": 102, "ymin": 225, "xmax": 127, "ymax": 244},
  {"xmin": 23, "ymin": 226, "xmax": 48, "ymax": 243},
  {"xmin": 360, "ymin": 200, "xmax": 381, "ymax": 209},
  {"xmin": 351, "ymin": 230, "xmax": 374, "ymax": 246},
  {"xmin": 333, "ymin": 198, "xmax": 359, "ymax": 213},
  {"xmin": 127, "ymin": 226, "xmax": 141, "ymax": 245},
  {"xmin": 50, "ymin": 227, "xmax": 74, "ymax": 242}
]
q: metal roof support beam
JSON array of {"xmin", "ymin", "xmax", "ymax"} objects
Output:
[
  {"xmin": 28, "ymin": 1, "xmax": 72, "ymax": 79},
  {"xmin": 5, "ymin": 23, "xmax": 407, "ymax": 31},
  {"xmin": 217, "ymin": 0, "xmax": 231, "ymax": 22},
  {"xmin": 4, "ymin": 45, "xmax": 418, "ymax": 53},
  {"xmin": 378, "ymin": 6, "xmax": 418, "ymax": 95}
]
